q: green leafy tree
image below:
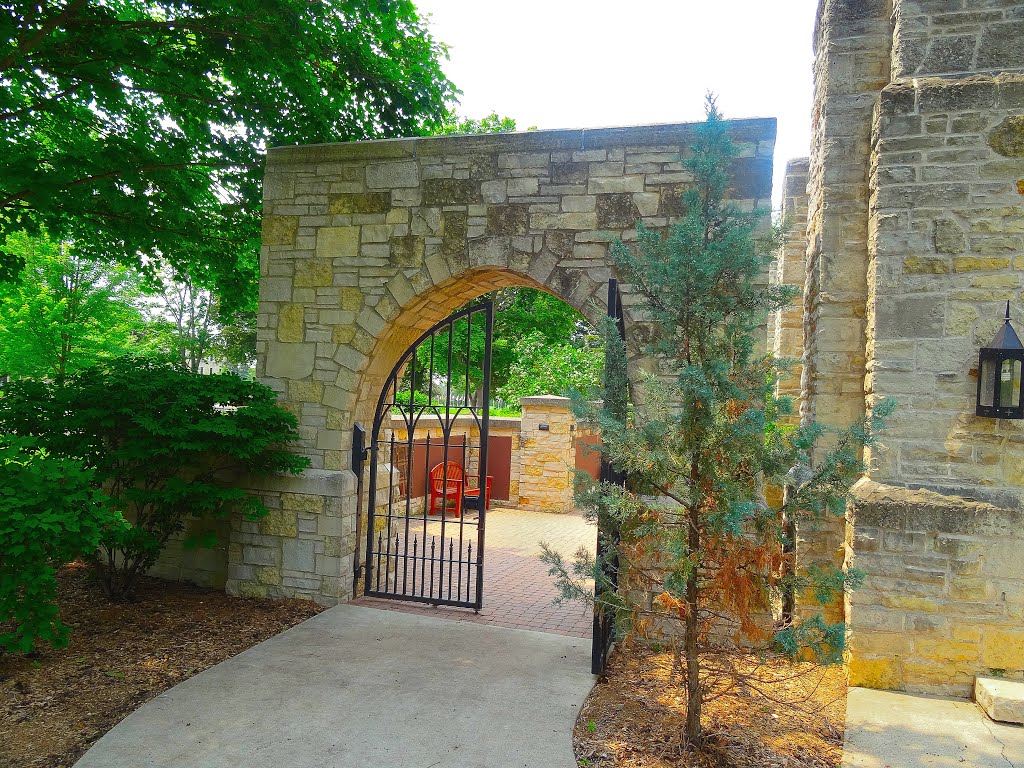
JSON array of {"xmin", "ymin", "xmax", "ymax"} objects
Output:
[
  {"xmin": 216, "ymin": 302, "xmax": 258, "ymax": 374},
  {"xmin": 492, "ymin": 289, "xmax": 591, "ymax": 390},
  {"xmin": 1, "ymin": 0, "xmax": 456, "ymax": 309},
  {"xmin": 543, "ymin": 99, "xmax": 892, "ymax": 749},
  {"xmin": 141, "ymin": 273, "xmax": 220, "ymax": 373},
  {"xmin": 436, "ymin": 110, "xmax": 519, "ymax": 135},
  {"xmin": 0, "ymin": 436, "xmax": 126, "ymax": 652},
  {"xmin": 0, "ymin": 358, "xmax": 309, "ymax": 600},
  {"xmin": 497, "ymin": 330, "xmax": 603, "ymax": 405},
  {"xmin": 0, "ymin": 232, "xmax": 147, "ymax": 380},
  {"xmin": 412, "ymin": 288, "xmax": 592, "ymax": 406}
]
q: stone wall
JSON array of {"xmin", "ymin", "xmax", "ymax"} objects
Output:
[
  {"xmin": 804, "ymin": 0, "xmax": 1024, "ymax": 695},
  {"xmin": 868, "ymin": 73, "xmax": 1024, "ymax": 502},
  {"xmin": 803, "ymin": 0, "xmax": 891, "ymax": 434},
  {"xmin": 148, "ymin": 518, "xmax": 231, "ymax": 589},
  {"xmin": 798, "ymin": 0, "xmax": 894, "ymax": 622},
  {"xmin": 245, "ymin": 121, "xmax": 776, "ymax": 605},
  {"xmin": 225, "ymin": 470, "xmax": 354, "ymax": 603},
  {"xmin": 770, "ymin": 158, "xmax": 810, "ymax": 416},
  {"xmin": 847, "ymin": 480, "xmax": 1024, "ymax": 696},
  {"xmin": 891, "ymin": 1, "xmax": 1024, "ymax": 80}
]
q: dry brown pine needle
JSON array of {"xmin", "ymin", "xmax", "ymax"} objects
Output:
[{"xmin": 574, "ymin": 640, "xmax": 846, "ymax": 768}]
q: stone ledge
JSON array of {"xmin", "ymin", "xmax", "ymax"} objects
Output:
[
  {"xmin": 242, "ymin": 468, "xmax": 356, "ymax": 498},
  {"xmin": 266, "ymin": 120, "xmax": 777, "ymax": 167},
  {"xmin": 520, "ymin": 395, "xmax": 572, "ymax": 407},
  {"xmin": 851, "ymin": 479, "xmax": 1022, "ymax": 535},
  {"xmin": 880, "ymin": 73, "xmax": 1024, "ymax": 116},
  {"xmin": 976, "ymin": 676, "xmax": 1024, "ymax": 724}
]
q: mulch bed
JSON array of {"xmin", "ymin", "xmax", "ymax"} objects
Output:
[
  {"xmin": 0, "ymin": 563, "xmax": 323, "ymax": 768},
  {"xmin": 574, "ymin": 641, "xmax": 846, "ymax": 768}
]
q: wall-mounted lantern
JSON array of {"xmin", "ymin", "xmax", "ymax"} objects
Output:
[{"xmin": 977, "ymin": 301, "xmax": 1024, "ymax": 419}]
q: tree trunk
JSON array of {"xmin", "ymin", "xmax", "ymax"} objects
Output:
[
  {"xmin": 781, "ymin": 511, "xmax": 797, "ymax": 625},
  {"xmin": 684, "ymin": 499, "xmax": 702, "ymax": 746}
]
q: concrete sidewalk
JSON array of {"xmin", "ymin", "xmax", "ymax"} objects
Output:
[
  {"xmin": 844, "ymin": 687, "xmax": 1024, "ymax": 767},
  {"xmin": 75, "ymin": 604, "xmax": 594, "ymax": 768}
]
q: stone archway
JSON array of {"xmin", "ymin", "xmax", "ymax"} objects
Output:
[{"xmin": 228, "ymin": 120, "xmax": 776, "ymax": 605}]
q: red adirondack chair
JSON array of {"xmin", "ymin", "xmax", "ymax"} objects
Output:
[
  {"xmin": 463, "ymin": 474, "xmax": 493, "ymax": 512},
  {"xmin": 428, "ymin": 462, "xmax": 464, "ymax": 517}
]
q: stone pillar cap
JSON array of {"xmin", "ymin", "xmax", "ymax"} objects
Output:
[{"xmin": 519, "ymin": 395, "xmax": 572, "ymax": 407}]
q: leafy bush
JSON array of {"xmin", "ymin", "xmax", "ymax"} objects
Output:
[
  {"xmin": 392, "ymin": 390, "xmax": 431, "ymax": 412},
  {"xmin": 497, "ymin": 331, "xmax": 604, "ymax": 405},
  {"xmin": 0, "ymin": 437, "xmax": 125, "ymax": 652},
  {"xmin": 0, "ymin": 358, "xmax": 308, "ymax": 600}
]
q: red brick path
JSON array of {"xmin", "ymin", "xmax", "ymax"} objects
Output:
[{"xmin": 354, "ymin": 507, "xmax": 595, "ymax": 638}]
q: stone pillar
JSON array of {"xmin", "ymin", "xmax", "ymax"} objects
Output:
[
  {"xmin": 517, "ymin": 396, "xmax": 575, "ymax": 513},
  {"xmin": 226, "ymin": 469, "xmax": 355, "ymax": 605},
  {"xmin": 803, "ymin": 0, "xmax": 891, "ymax": 431},
  {"xmin": 799, "ymin": 0, "xmax": 893, "ymax": 620},
  {"xmin": 770, "ymin": 158, "xmax": 810, "ymax": 422}
]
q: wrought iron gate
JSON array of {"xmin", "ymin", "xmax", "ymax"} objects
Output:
[
  {"xmin": 362, "ymin": 302, "xmax": 493, "ymax": 609},
  {"xmin": 593, "ymin": 279, "xmax": 626, "ymax": 675}
]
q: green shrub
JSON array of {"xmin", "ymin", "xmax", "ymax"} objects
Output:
[
  {"xmin": 0, "ymin": 437, "xmax": 124, "ymax": 652},
  {"xmin": 0, "ymin": 358, "xmax": 309, "ymax": 600},
  {"xmin": 497, "ymin": 331, "xmax": 604, "ymax": 404}
]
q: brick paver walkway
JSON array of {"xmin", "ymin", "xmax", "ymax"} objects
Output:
[{"xmin": 355, "ymin": 507, "xmax": 595, "ymax": 637}]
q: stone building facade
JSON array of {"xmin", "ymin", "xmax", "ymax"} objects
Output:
[{"xmin": 766, "ymin": 0, "xmax": 1024, "ymax": 695}]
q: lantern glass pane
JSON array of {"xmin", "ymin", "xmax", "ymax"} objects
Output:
[
  {"xmin": 1007, "ymin": 360, "xmax": 1015, "ymax": 409},
  {"xmin": 980, "ymin": 358, "xmax": 995, "ymax": 407},
  {"xmin": 1002, "ymin": 359, "xmax": 1023, "ymax": 408}
]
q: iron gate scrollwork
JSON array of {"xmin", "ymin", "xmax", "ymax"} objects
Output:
[
  {"xmin": 363, "ymin": 302, "xmax": 493, "ymax": 610},
  {"xmin": 593, "ymin": 279, "xmax": 626, "ymax": 675}
]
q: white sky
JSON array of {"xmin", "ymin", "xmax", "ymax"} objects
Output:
[{"xmin": 415, "ymin": 0, "xmax": 819, "ymax": 208}]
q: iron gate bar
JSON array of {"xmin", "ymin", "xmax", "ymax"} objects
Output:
[
  {"xmin": 593, "ymin": 279, "xmax": 626, "ymax": 675},
  {"xmin": 364, "ymin": 301, "xmax": 493, "ymax": 610}
]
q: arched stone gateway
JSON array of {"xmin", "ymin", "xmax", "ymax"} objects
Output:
[
  {"xmin": 231, "ymin": 120, "xmax": 776, "ymax": 606},
  {"xmin": 168, "ymin": 0, "xmax": 1024, "ymax": 701}
]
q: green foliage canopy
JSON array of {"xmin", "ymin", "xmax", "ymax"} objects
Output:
[
  {"xmin": 435, "ymin": 110, "xmax": 518, "ymax": 136},
  {"xmin": 0, "ymin": 232, "xmax": 147, "ymax": 380},
  {"xmin": 1, "ymin": 0, "xmax": 456, "ymax": 310},
  {"xmin": 411, "ymin": 288, "xmax": 594, "ymax": 406},
  {"xmin": 496, "ymin": 330, "xmax": 603, "ymax": 405},
  {"xmin": 0, "ymin": 358, "xmax": 309, "ymax": 600}
]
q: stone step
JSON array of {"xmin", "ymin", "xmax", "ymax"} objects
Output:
[{"xmin": 975, "ymin": 676, "xmax": 1024, "ymax": 725}]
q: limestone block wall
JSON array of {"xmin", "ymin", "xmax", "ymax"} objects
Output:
[
  {"xmin": 799, "ymin": 0, "xmax": 894, "ymax": 623},
  {"xmin": 847, "ymin": 481, "xmax": 1024, "ymax": 696},
  {"xmin": 867, "ymin": 73, "xmax": 1024, "ymax": 501},
  {"xmin": 244, "ymin": 121, "xmax": 775, "ymax": 605},
  {"xmin": 802, "ymin": 0, "xmax": 891, "ymax": 434},
  {"xmin": 518, "ymin": 396, "xmax": 576, "ymax": 513},
  {"xmin": 225, "ymin": 470, "xmax": 355, "ymax": 604},
  {"xmin": 802, "ymin": 0, "xmax": 1024, "ymax": 695},
  {"xmin": 148, "ymin": 517, "xmax": 231, "ymax": 589},
  {"xmin": 891, "ymin": 0, "xmax": 1024, "ymax": 81}
]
